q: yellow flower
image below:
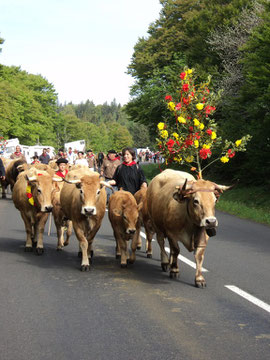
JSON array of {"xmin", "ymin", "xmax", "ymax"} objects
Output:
[
  {"xmin": 203, "ymin": 144, "xmax": 211, "ymax": 149},
  {"xmin": 220, "ymin": 156, "xmax": 229, "ymax": 163},
  {"xmin": 178, "ymin": 116, "xmax": 186, "ymax": 124},
  {"xmin": 172, "ymin": 132, "xmax": 179, "ymax": 139},
  {"xmin": 160, "ymin": 130, "xmax": 168, "ymax": 139},
  {"xmin": 157, "ymin": 122, "xmax": 165, "ymax": 130},
  {"xmin": 199, "ymin": 123, "xmax": 205, "ymax": 130},
  {"xmin": 168, "ymin": 102, "xmax": 175, "ymax": 111},
  {"xmin": 193, "ymin": 118, "xmax": 200, "ymax": 127},
  {"xmin": 196, "ymin": 103, "xmax": 204, "ymax": 110},
  {"xmin": 185, "ymin": 156, "xmax": 194, "ymax": 163},
  {"xmin": 235, "ymin": 139, "xmax": 242, "ymax": 147},
  {"xmin": 211, "ymin": 131, "xmax": 217, "ymax": 140},
  {"xmin": 174, "ymin": 156, "xmax": 182, "ymax": 163},
  {"xmin": 194, "ymin": 140, "xmax": 199, "ymax": 148},
  {"xmin": 187, "ymin": 68, "xmax": 193, "ymax": 75}
]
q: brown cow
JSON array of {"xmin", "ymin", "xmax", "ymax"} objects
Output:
[
  {"xmin": 134, "ymin": 187, "xmax": 155, "ymax": 258},
  {"xmin": 147, "ymin": 169, "xmax": 230, "ymax": 287},
  {"xmin": 51, "ymin": 181, "xmax": 72, "ymax": 250},
  {"xmin": 60, "ymin": 169, "xmax": 111, "ymax": 271},
  {"xmin": 1, "ymin": 158, "xmax": 27, "ymax": 198},
  {"xmin": 12, "ymin": 168, "xmax": 63, "ymax": 254},
  {"xmin": 108, "ymin": 190, "xmax": 142, "ymax": 267}
]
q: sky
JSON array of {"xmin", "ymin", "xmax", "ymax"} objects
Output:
[{"xmin": 0, "ymin": 0, "xmax": 162, "ymax": 105}]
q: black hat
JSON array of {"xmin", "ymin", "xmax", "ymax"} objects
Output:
[
  {"xmin": 56, "ymin": 158, "xmax": 68, "ymax": 164},
  {"xmin": 87, "ymin": 149, "xmax": 93, "ymax": 153},
  {"xmin": 108, "ymin": 149, "xmax": 117, "ymax": 154}
]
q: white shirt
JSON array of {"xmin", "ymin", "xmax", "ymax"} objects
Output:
[{"xmin": 74, "ymin": 158, "xmax": 89, "ymax": 167}]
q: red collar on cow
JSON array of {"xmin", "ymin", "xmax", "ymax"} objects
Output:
[
  {"xmin": 26, "ymin": 184, "xmax": 37, "ymax": 206},
  {"xmin": 122, "ymin": 161, "xmax": 136, "ymax": 167}
]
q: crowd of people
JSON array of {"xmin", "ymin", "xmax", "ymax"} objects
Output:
[{"xmin": 8, "ymin": 146, "xmax": 148, "ymax": 197}]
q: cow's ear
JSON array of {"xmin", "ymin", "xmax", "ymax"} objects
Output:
[
  {"xmin": 173, "ymin": 190, "xmax": 186, "ymax": 203},
  {"xmin": 137, "ymin": 202, "xmax": 143, "ymax": 212},
  {"xmin": 113, "ymin": 208, "xmax": 122, "ymax": 217}
]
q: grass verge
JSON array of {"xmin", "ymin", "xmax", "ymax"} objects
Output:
[{"xmin": 141, "ymin": 163, "xmax": 270, "ymax": 227}]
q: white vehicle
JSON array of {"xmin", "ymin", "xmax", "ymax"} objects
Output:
[{"xmin": 65, "ymin": 140, "xmax": 86, "ymax": 153}]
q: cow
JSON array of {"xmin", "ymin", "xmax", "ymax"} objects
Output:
[
  {"xmin": 1, "ymin": 158, "xmax": 27, "ymax": 198},
  {"xmin": 147, "ymin": 169, "xmax": 231, "ymax": 287},
  {"xmin": 51, "ymin": 180, "xmax": 72, "ymax": 250},
  {"xmin": 134, "ymin": 187, "xmax": 155, "ymax": 258},
  {"xmin": 60, "ymin": 168, "xmax": 112, "ymax": 271},
  {"xmin": 12, "ymin": 168, "xmax": 63, "ymax": 254},
  {"xmin": 108, "ymin": 190, "xmax": 143, "ymax": 268}
]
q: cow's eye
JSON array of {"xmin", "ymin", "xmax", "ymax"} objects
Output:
[
  {"xmin": 193, "ymin": 199, "xmax": 199, "ymax": 206},
  {"xmin": 37, "ymin": 189, "xmax": 42, "ymax": 194},
  {"xmin": 80, "ymin": 189, "xmax": 83, "ymax": 195},
  {"xmin": 97, "ymin": 189, "xmax": 100, "ymax": 195}
]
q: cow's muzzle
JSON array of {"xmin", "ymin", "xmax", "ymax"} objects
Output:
[
  {"xmin": 82, "ymin": 206, "xmax": 96, "ymax": 216},
  {"xmin": 126, "ymin": 229, "xmax": 136, "ymax": 235},
  {"xmin": 201, "ymin": 217, "xmax": 218, "ymax": 228},
  {"xmin": 44, "ymin": 206, "xmax": 53, "ymax": 213}
]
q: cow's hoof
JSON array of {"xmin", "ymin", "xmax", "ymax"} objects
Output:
[
  {"xmin": 161, "ymin": 263, "xmax": 169, "ymax": 272},
  {"xmin": 78, "ymin": 251, "xmax": 82, "ymax": 258},
  {"xmin": 147, "ymin": 254, "xmax": 152, "ymax": 259},
  {"xmin": 90, "ymin": 250, "xmax": 94, "ymax": 258},
  {"xmin": 32, "ymin": 241, "xmax": 37, "ymax": 248},
  {"xmin": 24, "ymin": 247, "xmax": 33, "ymax": 252},
  {"xmin": 127, "ymin": 259, "xmax": 134, "ymax": 265},
  {"xmin": 63, "ymin": 241, "xmax": 69, "ymax": 247},
  {"xmin": 115, "ymin": 254, "xmax": 121, "ymax": 259},
  {"xmin": 137, "ymin": 246, "xmax": 141, "ymax": 250},
  {"xmin": 120, "ymin": 264, "xmax": 128, "ymax": 268},
  {"xmin": 56, "ymin": 247, "xmax": 63, "ymax": 252},
  {"xmin": 36, "ymin": 247, "xmax": 44, "ymax": 255},
  {"xmin": 195, "ymin": 280, "xmax": 206, "ymax": 288},
  {"xmin": 2, "ymin": 195, "xmax": 6, "ymax": 199},
  {"xmin": 169, "ymin": 271, "xmax": 179, "ymax": 279},
  {"xmin": 81, "ymin": 265, "xmax": 90, "ymax": 272}
]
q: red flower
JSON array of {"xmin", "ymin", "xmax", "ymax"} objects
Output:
[
  {"xmin": 166, "ymin": 139, "xmax": 175, "ymax": 148},
  {"xmin": 175, "ymin": 103, "xmax": 182, "ymax": 110},
  {"xmin": 190, "ymin": 91, "xmax": 195, "ymax": 97},
  {"xmin": 189, "ymin": 126, "xmax": 194, "ymax": 132},
  {"xmin": 182, "ymin": 84, "xmax": 189, "ymax": 92},
  {"xmin": 205, "ymin": 105, "xmax": 216, "ymax": 114},
  {"xmin": 206, "ymin": 129, "xmax": 212, "ymax": 135},
  {"xmin": 180, "ymin": 72, "xmax": 186, "ymax": 80},
  {"xmin": 165, "ymin": 95, "xmax": 172, "ymax": 101},
  {"xmin": 185, "ymin": 136, "xmax": 193, "ymax": 147},
  {"xmin": 227, "ymin": 149, "xmax": 235, "ymax": 158},
  {"xmin": 199, "ymin": 148, "xmax": 212, "ymax": 159},
  {"xmin": 194, "ymin": 132, "xmax": 200, "ymax": 139},
  {"xmin": 183, "ymin": 97, "xmax": 189, "ymax": 105}
]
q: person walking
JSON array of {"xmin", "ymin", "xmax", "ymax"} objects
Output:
[
  {"xmin": 55, "ymin": 158, "xmax": 69, "ymax": 178},
  {"xmin": 10, "ymin": 145, "xmax": 26, "ymax": 160},
  {"xmin": 74, "ymin": 151, "xmax": 89, "ymax": 166},
  {"xmin": 39, "ymin": 148, "xmax": 50, "ymax": 164},
  {"xmin": 108, "ymin": 147, "xmax": 147, "ymax": 195},
  {"xmin": 86, "ymin": 149, "xmax": 97, "ymax": 171},
  {"xmin": 100, "ymin": 149, "xmax": 121, "ymax": 180}
]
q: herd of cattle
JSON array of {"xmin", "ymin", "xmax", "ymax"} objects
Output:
[{"xmin": 0, "ymin": 158, "xmax": 231, "ymax": 287}]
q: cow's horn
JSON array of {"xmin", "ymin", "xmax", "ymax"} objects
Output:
[
  {"xmin": 52, "ymin": 176, "xmax": 64, "ymax": 182},
  {"xmin": 100, "ymin": 181, "xmax": 114, "ymax": 193},
  {"xmin": 63, "ymin": 178, "xmax": 81, "ymax": 184},
  {"xmin": 27, "ymin": 174, "xmax": 37, "ymax": 182},
  {"xmin": 214, "ymin": 183, "xmax": 234, "ymax": 192}
]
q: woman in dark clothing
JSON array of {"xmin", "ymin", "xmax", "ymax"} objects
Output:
[
  {"xmin": 0, "ymin": 158, "xmax": 5, "ymax": 180},
  {"xmin": 108, "ymin": 147, "xmax": 147, "ymax": 195}
]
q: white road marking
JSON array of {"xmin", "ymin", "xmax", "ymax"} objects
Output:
[
  {"xmin": 139, "ymin": 231, "xmax": 208, "ymax": 272},
  {"xmin": 225, "ymin": 285, "xmax": 270, "ymax": 313}
]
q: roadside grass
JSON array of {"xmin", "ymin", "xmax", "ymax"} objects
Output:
[{"xmin": 141, "ymin": 163, "xmax": 270, "ymax": 226}]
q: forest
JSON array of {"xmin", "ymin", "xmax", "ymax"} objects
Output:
[{"xmin": 0, "ymin": 0, "xmax": 269, "ymax": 185}]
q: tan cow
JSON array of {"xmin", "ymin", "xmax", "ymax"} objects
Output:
[
  {"xmin": 60, "ymin": 169, "xmax": 111, "ymax": 271},
  {"xmin": 51, "ymin": 181, "xmax": 72, "ymax": 250},
  {"xmin": 108, "ymin": 190, "xmax": 143, "ymax": 267},
  {"xmin": 134, "ymin": 187, "xmax": 155, "ymax": 258},
  {"xmin": 12, "ymin": 168, "xmax": 63, "ymax": 254},
  {"xmin": 147, "ymin": 169, "xmax": 230, "ymax": 287}
]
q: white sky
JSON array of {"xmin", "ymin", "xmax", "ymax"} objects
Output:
[{"xmin": 0, "ymin": 0, "xmax": 162, "ymax": 105}]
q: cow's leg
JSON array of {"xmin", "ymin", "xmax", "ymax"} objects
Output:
[
  {"xmin": 156, "ymin": 232, "xmax": 169, "ymax": 271},
  {"xmin": 1, "ymin": 180, "xmax": 6, "ymax": 199},
  {"xmin": 129, "ymin": 235, "xmax": 138, "ymax": 264},
  {"xmin": 168, "ymin": 239, "xmax": 180, "ymax": 279},
  {"xmin": 56, "ymin": 225, "xmax": 65, "ymax": 250},
  {"xmin": 114, "ymin": 230, "xmax": 121, "ymax": 259},
  {"xmin": 64, "ymin": 220, "xmax": 72, "ymax": 247},
  {"xmin": 73, "ymin": 226, "xmax": 90, "ymax": 271},
  {"xmin": 145, "ymin": 222, "xmax": 154, "ymax": 258},
  {"xmin": 114, "ymin": 230, "xmax": 128, "ymax": 267},
  {"xmin": 194, "ymin": 247, "xmax": 207, "ymax": 287},
  {"xmin": 133, "ymin": 222, "xmax": 141, "ymax": 257},
  {"xmin": 21, "ymin": 212, "xmax": 33, "ymax": 251},
  {"xmin": 35, "ymin": 213, "xmax": 49, "ymax": 255}
]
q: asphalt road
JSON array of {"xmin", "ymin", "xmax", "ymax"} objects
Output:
[{"xmin": 0, "ymin": 193, "xmax": 269, "ymax": 360}]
